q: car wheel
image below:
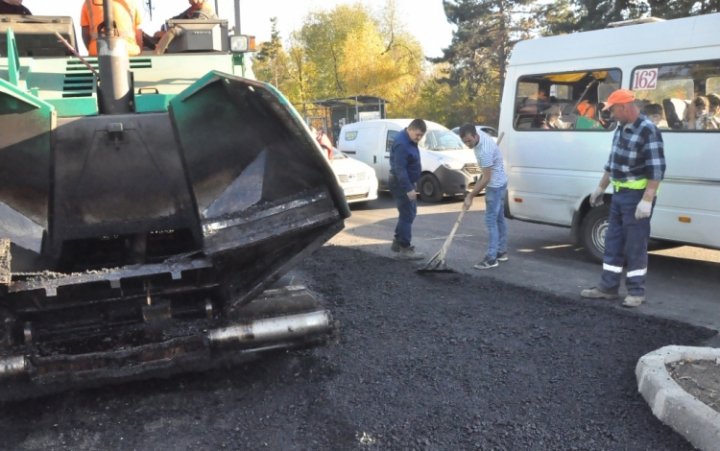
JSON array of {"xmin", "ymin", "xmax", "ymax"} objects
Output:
[
  {"xmin": 418, "ymin": 174, "xmax": 442, "ymax": 203},
  {"xmin": 580, "ymin": 204, "xmax": 609, "ymax": 262}
]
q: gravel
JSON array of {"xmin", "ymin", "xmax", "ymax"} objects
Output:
[{"xmin": 0, "ymin": 245, "xmax": 714, "ymax": 450}]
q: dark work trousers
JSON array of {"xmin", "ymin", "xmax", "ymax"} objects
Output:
[
  {"xmin": 599, "ymin": 188, "xmax": 653, "ymax": 296},
  {"xmin": 389, "ymin": 176, "xmax": 416, "ymax": 248}
]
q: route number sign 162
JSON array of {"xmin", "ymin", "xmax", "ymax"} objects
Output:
[{"xmin": 633, "ymin": 68, "xmax": 658, "ymax": 90}]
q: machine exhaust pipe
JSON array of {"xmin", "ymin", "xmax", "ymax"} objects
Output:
[
  {"xmin": 97, "ymin": 0, "xmax": 133, "ymax": 114},
  {"xmin": 0, "ymin": 310, "xmax": 333, "ymax": 380},
  {"xmin": 208, "ymin": 310, "xmax": 333, "ymax": 344},
  {"xmin": 0, "ymin": 356, "xmax": 27, "ymax": 377}
]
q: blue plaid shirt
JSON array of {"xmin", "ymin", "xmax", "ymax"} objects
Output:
[{"xmin": 604, "ymin": 114, "xmax": 665, "ymax": 182}]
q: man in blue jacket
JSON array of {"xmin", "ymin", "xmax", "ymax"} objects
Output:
[{"xmin": 389, "ymin": 119, "xmax": 427, "ymax": 260}]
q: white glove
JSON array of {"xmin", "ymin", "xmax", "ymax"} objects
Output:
[
  {"xmin": 589, "ymin": 186, "xmax": 605, "ymax": 207},
  {"xmin": 635, "ymin": 199, "xmax": 653, "ymax": 219}
]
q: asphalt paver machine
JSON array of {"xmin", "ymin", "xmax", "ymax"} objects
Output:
[{"xmin": 0, "ymin": 2, "xmax": 349, "ymax": 400}]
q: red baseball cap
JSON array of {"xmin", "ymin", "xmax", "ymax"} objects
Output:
[{"xmin": 602, "ymin": 89, "xmax": 636, "ymax": 110}]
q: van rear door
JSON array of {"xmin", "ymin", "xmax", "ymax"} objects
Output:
[{"xmin": 380, "ymin": 125, "xmax": 401, "ymax": 187}]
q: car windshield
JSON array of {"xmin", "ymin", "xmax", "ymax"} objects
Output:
[
  {"xmin": 331, "ymin": 147, "xmax": 347, "ymax": 159},
  {"xmin": 420, "ymin": 129, "xmax": 467, "ymax": 151},
  {"xmin": 480, "ymin": 126, "xmax": 498, "ymax": 137}
]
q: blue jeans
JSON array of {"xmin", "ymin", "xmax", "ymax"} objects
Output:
[
  {"xmin": 599, "ymin": 189, "xmax": 652, "ymax": 296},
  {"xmin": 484, "ymin": 185, "xmax": 507, "ymax": 260},
  {"xmin": 389, "ymin": 177, "xmax": 417, "ymax": 248}
]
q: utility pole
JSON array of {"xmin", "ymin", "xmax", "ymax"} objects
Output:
[{"xmin": 234, "ymin": 0, "xmax": 241, "ymax": 34}]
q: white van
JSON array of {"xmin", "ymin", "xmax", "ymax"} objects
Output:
[
  {"xmin": 499, "ymin": 14, "xmax": 720, "ymax": 261},
  {"xmin": 337, "ymin": 119, "xmax": 480, "ymax": 202}
]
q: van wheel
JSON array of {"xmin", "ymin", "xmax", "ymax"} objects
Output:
[
  {"xmin": 580, "ymin": 205, "xmax": 609, "ymax": 262},
  {"xmin": 418, "ymin": 174, "xmax": 442, "ymax": 203}
]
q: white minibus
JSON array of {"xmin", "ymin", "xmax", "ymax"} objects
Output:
[{"xmin": 499, "ymin": 13, "xmax": 720, "ymax": 261}]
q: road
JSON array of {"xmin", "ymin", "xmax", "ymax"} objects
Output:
[
  {"xmin": 2, "ymin": 194, "xmax": 715, "ymax": 450},
  {"xmin": 330, "ymin": 194, "xmax": 720, "ymax": 334}
]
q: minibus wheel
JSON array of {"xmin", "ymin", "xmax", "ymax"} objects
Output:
[
  {"xmin": 580, "ymin": 205, "xmax": 609, "ymax": 262},
  {"xmin": 418, "ymin": 174, "xmax": 443, "ymax": 203}
]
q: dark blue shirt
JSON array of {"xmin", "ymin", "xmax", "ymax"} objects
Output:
[
  {"xmin": 390, "ymin": 129, "xmax": 421, "ymax": 192},
  {"xmin": 0, "ymin": 3, "xmax": 31, "ymax": 14},
  {"xmin": 604, "ymin": 114, "xmax": 665, "ymax": 182}
]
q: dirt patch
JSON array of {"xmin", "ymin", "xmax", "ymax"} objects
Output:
[
  {"xmin": 0, "ymin": 245, "xmax": 714, "ymax": 450},
  {"xmin": 668, "ymin": 359, "xmax": 720, "ymax": 413}
]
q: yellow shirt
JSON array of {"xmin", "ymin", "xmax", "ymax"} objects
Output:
[{"xmin": 81, "ymin": 0, "xmax": 142, "ymax": 56}]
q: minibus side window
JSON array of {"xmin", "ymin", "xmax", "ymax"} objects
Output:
[
  {"xmin": 632, "ymin": 60, "xmax": 720, "ymax": 132},
  {"xmin": 514, "ymin": 69, "xmax": 621, "ymax": 132}
]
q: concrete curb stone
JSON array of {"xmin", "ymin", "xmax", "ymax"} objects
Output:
[{"xmin": 636, "ymin": 345, "xmax": 720, "ymax": 451}]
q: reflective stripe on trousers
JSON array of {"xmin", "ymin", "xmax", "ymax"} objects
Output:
[{"xmin": 599, "ymin": 189, "xmax": 652, "ymax": 296}]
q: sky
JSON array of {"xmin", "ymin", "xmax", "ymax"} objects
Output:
[{"xmin": 38, "ymin": 0, "xmax": 455, "ymax": 58}]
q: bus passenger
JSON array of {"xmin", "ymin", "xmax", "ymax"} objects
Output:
[
  {"xmin": 581, "ymin": 89, "xmax": 665, "ymax": 308},
  {"xmin": 684, "ymin": 95, "xmax": 719, "ymax": 130},
  {"xmin": 701, "ymin": 93, "xmax": 720, "ymax": 130},
  {"xmin": 542, "ymin": 105, "xmax": 570, "ymax": 130},
  {"xmin": 642, "ymin": 103, "xmax": 668, "ymax": 129},
  {"xmin": 81, "ymin": 0, "xmax": 144, "ymax": 57},
  {"xmin": 576, "ymin": 99, "xmax": 596, "ymax": 119}
]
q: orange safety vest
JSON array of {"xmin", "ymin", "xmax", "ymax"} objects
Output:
[{"xmin": 81, "ymin": 0, "xmax": 142, "ymax": 56}]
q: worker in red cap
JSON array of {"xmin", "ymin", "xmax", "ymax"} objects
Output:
[{"xmin": 580, "ymin": 88, "xmax": 666, "ymax": 308}]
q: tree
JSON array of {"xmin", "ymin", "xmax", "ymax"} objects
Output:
[
  {"xmin": 534, "ymin": 0, "xmax": 581, "ymax": 35},
  {"xmin": 437, "ymin": 0, "xmax": 535, "ymax": 125},
  {"xmin": 646, "ymin": 0, "xmax": 720, "ymax": 18},
  {"xmin": 288, "ymin": 3, "xmax": 424, "ymax": 116},
  {"xmin": 253, "ymin": 18, "xmax": 292, "ymax": 90},
  {"xmin": 294, "ymin": 5, "xmax": 371, "ymax": 98},
  {"xmin": 569, "ymin": 0, "xmax": 720, "ymax": 31}
]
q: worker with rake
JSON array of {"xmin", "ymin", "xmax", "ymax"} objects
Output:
[{"xmin": 459, "ymin": 124, "xmax": 509, "ymax": 270}]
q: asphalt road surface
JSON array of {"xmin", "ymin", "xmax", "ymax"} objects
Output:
[
  {"xmin": 0, "ymin": 245, "xmax": 713, "ymax": 450},
  {"xmin": 1, "ymin": 194, "xmax": 718, "ymax": 450},
  {"xmin": 335, "ymin": 194, "xmax": 720, "ymax": 333}
]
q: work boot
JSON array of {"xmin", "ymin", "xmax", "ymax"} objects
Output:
[
  {"xmin": 622, "ymin": 294, "xmax": 645, "ymax": 308},
  {"xmin": 580, "ymin": 287, "xmax": 618, "ymax": 300},
  {"xmin": 396, "ymin": 246, "xmax": 425, "ymax": 260}
]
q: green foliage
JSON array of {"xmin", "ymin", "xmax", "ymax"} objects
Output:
[
  {"xmin": 252, "ymin": 2, "xmax": 426, "ymax": 119},
  {"xmin": 646, "ymin": 0, "xmax": 720, "ymax": 19},
  {"xmin": 251, "ymin": 0, "xmax": 719, "ymax": 129},
  {"xmin": 436, "ymin": 0, "xmax": 535, "ymax": 124},
  {"xmin": 253, "ymin": 18, "xmax": 295, "ymax": 93},
  {"xmin": 567, "ymin": 0, "xmax": 719, "ymax": 31},
  {"xmin": 535, "ymin": 0, "xmax": 580, "ymax": 35}
]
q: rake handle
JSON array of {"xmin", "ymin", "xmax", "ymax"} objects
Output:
[{"xmin": 436, "ymin": 204, "xmax": 467, "ymax": 260}]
